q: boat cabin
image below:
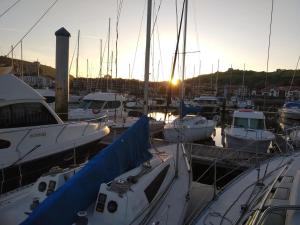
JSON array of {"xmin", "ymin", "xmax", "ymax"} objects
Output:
[
  {"xmin": 78, "ymin": 92, "xmax": 125, "ymax": 111},
  {"xmin": 232, "ymin": 109, "xmax": 266, "ymax": 130}
]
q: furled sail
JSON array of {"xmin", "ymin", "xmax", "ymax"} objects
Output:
[{"xmin": 21, "ymin": 116, "xmax": 152, "ymax": 225}]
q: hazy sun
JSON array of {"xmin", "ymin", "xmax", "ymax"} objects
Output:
[{"xmin": 171, "ymin": 78, "xmax": 178, "ymax": 86}]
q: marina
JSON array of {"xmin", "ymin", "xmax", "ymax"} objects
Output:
[{"xmin": 1, "ymin": 0, "xmax": 300, "ymax": 224}]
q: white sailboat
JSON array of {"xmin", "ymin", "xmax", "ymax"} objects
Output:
[
  {"xmin": 191, "ymin": 151, "xmax": 300, "ymax": 225},
  {"xmin": 163, "ymin": 0, "xmax": 216, "ymax": 143}
]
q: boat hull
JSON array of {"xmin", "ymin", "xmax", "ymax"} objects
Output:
[
  {"xmin": 0, "ymin": 138, "xmax": 106, "ymax": 193},
  {"xmin": 164, "ymin": 126, "xmax": 215, "ymax": 143},
  {"xmin": 225, "ymin": 132, "xmax": 272, "ymax": 153}
]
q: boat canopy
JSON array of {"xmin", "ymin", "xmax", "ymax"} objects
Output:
[
  {"xmin": 0, "ymin": 74, "xmax": 44, "ymax": 101},
  {"xmin": 21, "ymin": 116, "xmax": 152, "ymax": 225}
]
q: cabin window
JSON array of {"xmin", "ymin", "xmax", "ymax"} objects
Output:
[
  {"xmin": 144, "ymin": 165, "xmax": 170, "ymax": 203},
  {"xmin": 0, "ymin": 103, "xmax": 57, "ymax": 129},
  {"xmin": 90, "ymin": 101, "xmax": 105, "ymax": 109},
  {"xmin": 249, "ymin": 119, "xmax": 265, "ymax": 130},
  {"xmin": 103, "ymin": 101, "xmax": 121, "ymax": 109},
  {"xmin": 0, "ymin": 139, "xmax": 11, "ymax": 149},
  {"xmin": 234, "ymin": 117, "xmax": 248, "ymax": 129},
  {"xmin": 78, "ymin": 100, "xmax": 91, "ymax": 109},
  {"xmin": 45, "ymin": 96, "xmax": 55, "ymax": 104}
]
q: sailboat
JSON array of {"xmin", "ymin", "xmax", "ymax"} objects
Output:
[
  {"xmin": 191, "ymin": 151, "xmax": 300, "ymax": 225},
  {"xmin": 0, "ymin": 1, "xmax": 191, "ymax": 225},
  {"xmin": 163, "ymin": 0, "xmax": 216, "ymax": 143}
]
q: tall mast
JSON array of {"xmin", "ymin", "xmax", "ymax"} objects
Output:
[
  {"xmin": 180, "ymin": 0, "xmax": 188, "ymax": 119},
  {"xmin": 242, "ymin": 63, "xmax": 246, "ymax": 100},
  {"xmin": 143, "ymin": 0, "xmax": 152, "ymax": 115},
  {"xmin": 76, "ymin": 30, "xmax": 80, "ymax": 78},
  {"xmin": 215, "ymin": 59, "xmax": 219, "ymax": 96},
  {"xmin": 86, "ymin": 58, "xmax": 89, "ymax": 91},
  {"xmin": 107, "ymin": 18, "xmax": 111, "ymax": 91},
  {"xmin": 21, "ymin": 40, "xmax": 23, "ymax": 80}
]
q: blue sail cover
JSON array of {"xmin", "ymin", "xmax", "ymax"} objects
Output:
[
  {"xmin": 181, "ymin": 100, "xmax": 202, "ymax": 117},
  {"xmin": 284, "ymin": 101, "xmax": 300, "ymax": 109},
  {"xmin": 21, "ymin": 116, "xmax": 152, "ymax": 225}
]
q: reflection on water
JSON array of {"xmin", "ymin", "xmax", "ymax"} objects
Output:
[
  {"xmin": 148, "ymin": 111, "xmax": 178, "ymax": 123},
  {"xmin": 213, "ymin": 127, "xmax": 226, "ymax": 147}
]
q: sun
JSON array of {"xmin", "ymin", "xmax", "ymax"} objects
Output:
[{"xmin": 171, "ymin": 78, "xmax": 178, "ymax": 86}]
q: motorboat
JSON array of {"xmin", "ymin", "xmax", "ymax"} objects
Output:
[
  {"xmin": 69, "ymin": 92, "xmax": 126, "ymax": 121},
  {"xmin": 1, "ymin": 116, "xmax": 191, "ymax": 225},
  {"xmin": 225, "ymin": 109, "xmax": 275, "ymax": 152},
  {"xmin": 164, "ymin": 115, "xmax": 216, "ymax": 143},
  {"xmin": 193, "ymin": 95, "xmax": 220, "ymax": 120},
  {"xmin": 191, "ymin": 151, "xmax": 300, "ymax": 225},
  {"xmin": 0, "ymin": 74, "xmax": 110, "ymax": 193},
  {"xmin": 279, "ymin": 101, "xmax": 300, "ymax": 121}
]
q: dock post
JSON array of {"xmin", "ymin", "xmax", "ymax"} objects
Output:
[{"xmin": 55, "ymin": 27, "xmax": 71, "ymax": 121}]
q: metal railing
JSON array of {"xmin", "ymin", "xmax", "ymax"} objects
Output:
[{"xmin": 1, "ymin": 115, "xmax": 108, "ymax": 152}]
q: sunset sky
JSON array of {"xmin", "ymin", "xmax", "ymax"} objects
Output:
[{"xmin": 1, "ymin": 0, "xmax": 300, "ymax": 81}]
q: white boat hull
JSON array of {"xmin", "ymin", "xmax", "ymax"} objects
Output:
[
  {"xmin": 164, "ymin": 119, "xmax": 215, "ymax": 143},
  {"xmin": 225, "ymin": 129, "xmax": 273, "ymax": 153}
]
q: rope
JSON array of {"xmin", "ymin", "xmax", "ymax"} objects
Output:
[
  {"xmin": 130, "ymin": 0, "xmax": 147, "ymax": 79},
  {"xmin": 0, "ymin": 0, "xmax": 22, "ymax": 19},
  {"xmin": 5, "ymin": 0, "xmax": 59, "ymax": 57},
  {"xmin": 68, "ymin": 40, "xmax": 77, "ymax": 74},
  {"xmin": 150, "ymin": 0, "xmax": 164, "ymax": 37}
]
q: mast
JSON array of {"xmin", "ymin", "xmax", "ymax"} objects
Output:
[
  {"xmin": 11, "ymin": 45, "xmax": 14, "ymax": 70},
  {"xmin": 242, "ymin": 63, "xmax": 246, "ymax": 100},
  {"xmin": 215, "ymin": 59, "xmax": 219, "ymax": 96},
  {"xmin": 143, "ymin": 0, "xmax": 152, "ymax": 115},
  {"xmin": 107, "ymin": 18, "xmax": 111, "ymax": 91},
  {"xmin": 86, "ymin": 58, "xmax": 89, "ymax": 91},
  {"xmin": 21, "ymin": 40, "xmax": 23, "ymax": 80},
  {"xmin": 76, "ymin": 30, "xmax": 80, "ymax": 78},
  {"xmin": 180, "ymin": 0, "xmax": 188, "ymax": 119}
]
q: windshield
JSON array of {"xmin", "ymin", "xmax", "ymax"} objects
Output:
[
  {"xmin": 78, "ymin": 100, "xmax": 105, "ymax": 110},
  {"xmin": 234, "ymin": 117, "xmax": 248, "ymax": 128},
  {"xmin": 234, "ymin": 118, "xmax": 265, "ymax": 130},
  {"xmin": 250, "ymin": 119, "xmax": 265, "ymax": 130}
]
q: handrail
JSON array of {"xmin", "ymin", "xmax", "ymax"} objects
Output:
[
  {"xmin": 1, "ymin": 115, "xmax": 108, "ymax": 167},
  {"xmin": 254, "ymin": 205, "xmax": 300, "ymax": 225}
]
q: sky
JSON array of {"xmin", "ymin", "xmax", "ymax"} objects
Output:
[{"xmin": 1, "ymin": 0, "xmax": 300, "ymax": 81}]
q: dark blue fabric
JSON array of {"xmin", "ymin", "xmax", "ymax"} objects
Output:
[
  {"xmin": 284, "ymin": 101, "xmax": 300, "ymax": 109},
  {"xmin": 21, "ymin": 116, "xmax": 152, "ymax": 225},
  {"xmin": 181, "ymin": 100, "xmax": 202, "ymax": 117}
]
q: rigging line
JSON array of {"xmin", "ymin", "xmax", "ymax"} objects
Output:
[
  {"xmin": 5, "ymin": 0, "xmax": 59, "ymax": 57},
  {"xmin": 0, "ymin": 0, "xmax": 22, "ymax": 19},
  {"xmin": 156, "ymin": 22, "xmax": 164, "ymax": 80},
  {"xmin": 150, "ymin": 0, "xmax": 163, "ymax": 37},
  {"xmin": 192, "ymin": 0, "xmax": 200, "ymax": 51},
  {"xmin": 264, "ymin": 0, "xmax": 274, "ymax": 108},
  {"xmin": 288, "ymin": 55, "xmax": 300, "ymax": 94},
  {"xmin": 130, "ymin": 0, "xmax": 147, "ymax": 78},
  {"xmin": 68, "ymin": 40, "xmax": 77, "ymax": 74}
]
